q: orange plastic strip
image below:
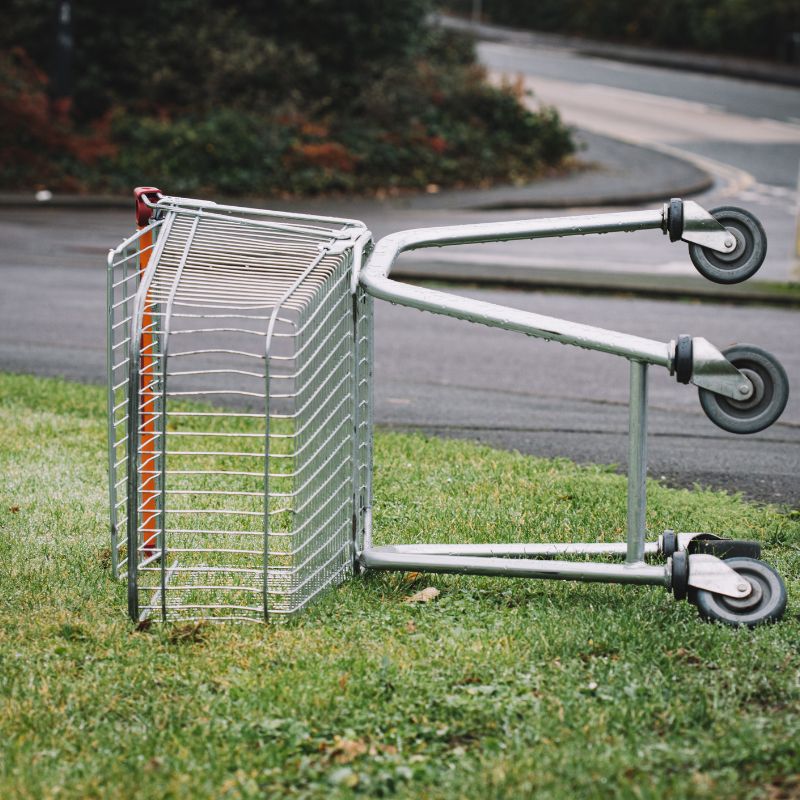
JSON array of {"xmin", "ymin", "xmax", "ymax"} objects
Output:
[{"xmin": 138, "ymin": 227, "xmax": 158, "ymax": 554}]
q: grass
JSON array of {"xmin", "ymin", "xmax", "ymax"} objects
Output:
[{"xmin": 1, "ymin": 371, "xmax": 799, "ymax": 799}]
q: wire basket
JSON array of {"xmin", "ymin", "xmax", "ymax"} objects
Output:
[{"xmin": 108, "ymin": 196, "xmax": 372, "ymax": 621}]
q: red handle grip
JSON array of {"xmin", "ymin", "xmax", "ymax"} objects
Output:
[{"xmin": 134, "ymin": 186, "xmax": 163, "ymax": 228}]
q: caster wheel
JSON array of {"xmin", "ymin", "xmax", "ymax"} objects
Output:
[
  {"xmin": 688, "ymin": 206, "xmax": 767, "ymax": 284},
  {"xmin": 699, "ymin": 344, "xmax": 789, "ymax": 434},
  {"xmin": 695, "ymin": 557, "xmax": 787, "ymax": 627}
]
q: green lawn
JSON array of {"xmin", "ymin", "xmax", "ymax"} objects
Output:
[{"xmin": 1, "ymin": 372, "xmax": 798, "ymax": 800}]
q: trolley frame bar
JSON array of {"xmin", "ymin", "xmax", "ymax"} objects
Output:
[
  {"xmin": 359, "ymin": 356, "xmax": 667, "ymax": 589},
  {"xmin": 355, "ymin": 207, "xmax": 746, "ymax": 592}
]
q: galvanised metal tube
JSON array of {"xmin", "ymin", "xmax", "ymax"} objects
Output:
[
  {"xmin": 360, "ymin": 209, "xmax": 671, "ymax": 366},
  {"xmin": 368, "ymin": 210, "xmax": 664, "ymax": 266},
  {"xmin": 152, "ymin": 193, "xmax": 367, "ymax": 231},
  {"xmin": 626, "ymin": 361, "xmax": 649, "ymax": 565},
  {"xmin": 157, "ymin": 214, "xmax": 200, "ymax": 620},
  {"xmin": 369, "ymin": 542, "xmax": 660, "ymax": 558},
  {"xmin": 106, "ymin": 249, "xmax": 119, "ymax": 577},
  {"xmin": 360, "ymin": 550, "xmax": 671, "ymax": 586}
]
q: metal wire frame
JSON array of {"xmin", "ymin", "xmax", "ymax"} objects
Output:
[
  {"xmin": 117, "ymin": 197, "xmax": 370, "ymax": 622},
  {"xmin": 110, "ymin": 194, "xmax": 771, "ymax": 625},
  {"xmin": 354, "ymin": 284, "xmax": 374, "ymax": 557},
  {"xmin": 107, "ymin": 221, "xmax": 165, "ymax": 578}
]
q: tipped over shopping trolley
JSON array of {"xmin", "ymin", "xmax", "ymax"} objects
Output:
[{"xmin": 107, "ymin": 188, "xmax": 789, "ymax": 627}]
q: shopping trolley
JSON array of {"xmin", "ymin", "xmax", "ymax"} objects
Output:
[{"xmin": 107, "ymin": 188, "xmax": 789, "ymax": 627}]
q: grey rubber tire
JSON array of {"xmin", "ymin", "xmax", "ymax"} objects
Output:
[
  {"xmin": 688, "ymin": 206, "xmax": 767, "ymax": 284},
  {"xmin": 695, "ymin": 557, "xmax": 787, "ymax": 627},
  {"xmin": 699, "ymin": 344, "xmax": 789, "ymax": 434}
]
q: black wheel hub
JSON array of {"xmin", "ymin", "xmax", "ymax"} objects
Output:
[
  {"xmin": 712, "ymin": 225, "xmax": 747, "ymax": 264},
  {"xmin": 716, "ymin": 359, "xmax": 773, "ymax": 420},
  {"xmin": 701, "ymin": 218, "xmax": 754, "ymax": 273},
  {"xmin": 716, "ymin": 573, "xmax": 763, "ymax": 612}
]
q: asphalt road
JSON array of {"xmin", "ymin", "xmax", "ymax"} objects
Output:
[
  {"xmin": 478, "ymin": 40, "xmax": 800, "ymax": 284},
  {"xmin": 0, "ymin": 206, "xmax": 798, "ymax": 507},
  {"xmin": 1, "ymin": 42, "xmax": 799, "ymax": 508},
  {"xmin": 387, "ymin": 44, "xmax": 800, "ymax": 505},
  {"xmin": 373, "ymin": 285, "xmax": 799, "ymax": 506}
]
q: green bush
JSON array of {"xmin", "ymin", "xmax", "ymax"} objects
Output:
[
  {"xmin": 445, "ymin": 0, "xmax": 800, "ymax": 61},
  {"xmin": 0, "ymin": 1, "xmax": 573, "ymax": 196},
  {"xmin": 104, "ymin": 39, "xmax": 572, "ymax": 197},
  {"xmin": 0, "ymin": 48, "xmax": 117, "ymax": 192}
]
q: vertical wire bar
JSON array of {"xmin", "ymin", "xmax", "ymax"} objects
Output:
[
  {"xmin": 349, "ymin": 280, "xmax": 360, "ymax": 573},
  {"xmin": 106, "ymin": 249, "xmax": 119, "ymax": 577},
  {"xmin": 126, "ymin": 320, "xmax": 143, "ymax": 620},
  {"xmin": 262, "ymin": 340, "xmax": 271, "ymax": 621},
  {"xmin": 626, "ymin": 360, "xmax": 649, "ymax": 565},
  {"xmin": 117, "ymin": 241, "xmax": 135, "ymax": 575},
  {"xmin": 126, "ymin": 215, "xmax": 174, "ymax": 621},
  {"xmin": 158, "ymin": 214, "xmax": 201, "ymax": 621},
  {"xmin": 363, "ymin": 292, "xmax": 375, "ymax": 552}
]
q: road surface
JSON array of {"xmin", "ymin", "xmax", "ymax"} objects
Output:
[
  {"xmin": 1, "ymin": 42, "xmax": 798, "ymax": 507},
  {"xmin": 475, "ymin": 39, "xmax": 800, "ymax": 284},
  {"xmin": 1, "ymin": 204, "xmax": 798, "ymax": 505}
]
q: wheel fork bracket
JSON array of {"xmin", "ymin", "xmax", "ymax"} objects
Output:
[
  {"xmin": 688, "ymin": 554, "xmax": 751, "ymax": 599},
  {"xmin": 666, "ymin": 200, "xmax": 737, "ymax": 253},
  {"xmin": 688, "ymin": 337, "xmax": 753, "ymax": 401}
]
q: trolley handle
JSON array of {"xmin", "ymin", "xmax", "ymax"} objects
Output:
[
  {"xmin": 359, "ymin": 207, "xmax": 673, "ymax": 366},
  {"xmin": 134, "ymin": 187, "xmax": 164, "ymax": 228}
]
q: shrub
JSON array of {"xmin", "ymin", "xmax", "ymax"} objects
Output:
[
  {"xmin": 0, "ymin": 2, "xmax": 573, "ymax": 196},
  {"xmin": 0, "ymin": 48, "xmax": 117, "ymax": 192}
]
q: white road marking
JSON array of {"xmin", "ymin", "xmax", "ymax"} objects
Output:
[{"xmin": 492, "ymin": 72, "xmax": 800, "ymax": 146}]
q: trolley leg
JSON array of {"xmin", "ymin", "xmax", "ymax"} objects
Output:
[{"xmin": 626, "ymin": 360, "xmax": 648, "ymax": 565}]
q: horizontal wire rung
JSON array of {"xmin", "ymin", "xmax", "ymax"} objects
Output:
[{"xmin": 114, "ymin": 203, "xmax": 366, "ymax": 621}]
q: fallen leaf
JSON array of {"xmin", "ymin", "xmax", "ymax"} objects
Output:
[
  {"xmin": 403, "ymin": 571, "xmax": 422, "ymax": 583},
  {"xmin": 367, "ymin": 742, "xmax": 397, "ymax": 757},
  {"xmin": 9, "ymin": 506, "xmax": 20, "ymax": 513},
  {"xmin": 404, "ymin": 587, "xmax": 440, "ymax": 604},
  {"xmin": 328, "ymin": 737, "xmax": 368, "ymax": 764},
  {"xmin": 338, "ymin": 673, "xmax": 349, "ymax": 690},
  {"xmin": 134, "ymin": 618, "xmax": 153, "ymax": 633},
  {"xmin": 167, "ymin": 621, "xmax": 207, "ymax": 644},
  {"xmin": 670, "ymin": 647, "xmax": 703, "ymax": 665},
  {"xmin": 764, "ymin": 774, "xmax": 800, "ymax": 800}
]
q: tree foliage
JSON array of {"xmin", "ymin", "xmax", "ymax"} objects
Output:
[
  {"xmin": 0, "ymin": 0, "xmax": 573, "ymax": 195},
  {"xmin": 445, "ymin": 0, "xmax": 800, "ymax": 61}
]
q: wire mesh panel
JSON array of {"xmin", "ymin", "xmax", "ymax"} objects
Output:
[
  {"xmin": 109, "ymin": 198, "xmax": 370, "ymax": 621},
  {"xmin": 107, "ymin": 222, "xmax": 164, "ymax": 578}
]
